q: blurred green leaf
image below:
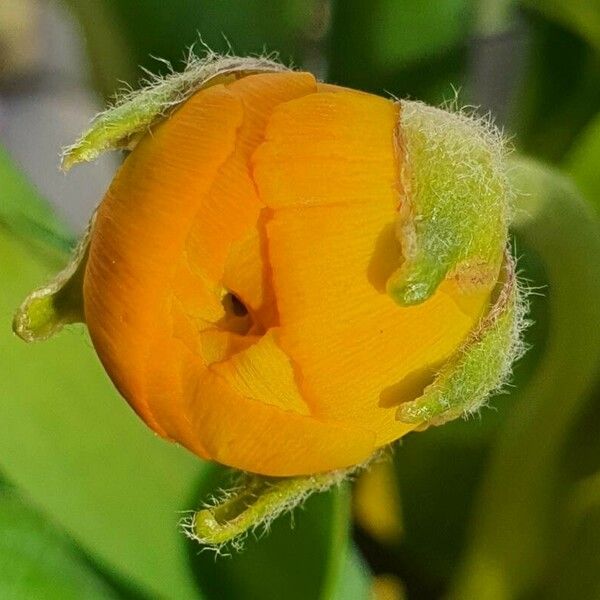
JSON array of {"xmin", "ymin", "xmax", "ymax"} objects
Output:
[
  {"xmin": 370, "ymin": 0, "xmax": 472, "ymax": 67},
  {"xmin": 451, "ymin": 158, "xmax": 600, "ymax": 599},
  {"xmin": 540, "ymin": 471, "xmax": 600, "ymax": 600},
  {"xmin": 0, "ymin": 490, "xmax": 116, "ymax": 599},
  {"xmin": 392, "ymin": 432, "xmax": 490, "ymax": 597},
  {"xmin": 0, "ymin": 146, "xmax": 74, "ymax": 264},
  {"xmin": 0, "ymin": 148, "xmax": 204, "ymax": 599},
  {"xmin": 476, "ymin": 0, "xmax": 518, "ymax": 35},
  {"xmin": 60, "ymin": 0, "xmax": 139, "ymax": 102},
  {"xmin": 536, "ymin": 106, "xmax": 600, "ymax": 600},
  {"xmin": 560, "ymin": 382, "xmax": 600, "ymax": 496},
  {"xmin": 328, "ymin": 0, "xmax": 472, "ymax": 104},
  {"xmin": 188, "ymin": 465, "xmax": 371, "ymax": 600},
  {"xmin": 511, "ymin": 14, "xmax": 600, "ymax": 161},
  {"xmin": 523, "ymin": 0, "xmax": 600, "ymax": 52},
  {"xmin": 559, "ymin": 110, "xmax": 600, "ymax": 499},
  {"xmin": 331, "ymin": 546, "xmax": 372, "ymax": 600},
  {"xmin": 63, "ymin": 0, "xmax": 319, "ymax": 97},
  {"xmin": 564, "ymin": 110, "xmax": 600, "ymax": 210}
]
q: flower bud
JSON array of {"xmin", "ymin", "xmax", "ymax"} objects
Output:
[{"xmin": 15, "ymin": 54, "xmax": 525, "ymax": 478}]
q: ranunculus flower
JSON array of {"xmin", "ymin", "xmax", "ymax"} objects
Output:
[{"xmin": 15, "ymin": 56, "xmax": 523, "ymax": 479}]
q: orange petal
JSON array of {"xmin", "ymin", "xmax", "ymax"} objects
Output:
[
  {"xmin": 218, "ymin": 72, "xmax": 318, "ymax": 325},
  {"xmin": 182, "ymin": 72, "xmax": 316, "ymax": 291},
  {"xmin": 84, "ymin": 84, "xmax": 243, "ymax": 434},
  {"xmin": 86, "ymin": 73, "xmax": 321, "ymax": 445},
  {"xmin": 211, "ymin": 328, "xmax": 310, "ymax": 415},
  {"xmin": 184, "ymin": 160, "xmax": 262, "ymax": 284},
  {"xmin": 187, "ymin": 367, "xmax": 376, "ymax": 476},
  {"xmin": 197, "ymin": 329, "xmax": 260, "ymax": 366},
  {"xmin": 267, "ymin": 202, "xmax": 489, "ymax": 445},
  {"xmin": 227, "ymin": 71, "xmax": 318, "ymax": 151},
  {"xmin": 222, "ymin": 222, "xmax": 279, "ymax": 330},
  {"xmin": 171, "ymin": 256, "xmax": 224, "ymax": 324},
  {"xmin": 252, "ymin": 91, "xmax": 399, "ymax": 208}
]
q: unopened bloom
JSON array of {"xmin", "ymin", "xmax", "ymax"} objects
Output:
[{"xmin": 15, "ymin": 56, "xmax": 524, "ymax": 478}]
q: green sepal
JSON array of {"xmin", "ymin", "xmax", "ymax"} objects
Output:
[
  {"xmin": 397, "ymin": 252, "xmax": 525, "ymax": 426},
  {"xmin": 61, "ymin": 53, "xmax": 288, "ymax": 170},
  {"xmin": 184, "ymin": 464, "xmax": 365, "ymax": 549},
  {"xmin": 387, "ymin": 100, "xmax": 511, "ymax": 306},
  {"xmin": 13, "ymin": 218, "xmax": 92, "ymax": 342}
]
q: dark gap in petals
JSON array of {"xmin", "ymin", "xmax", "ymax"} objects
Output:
[{"xmin": 223, "ymin": 292, "xmax": 248, "ymax": 317}]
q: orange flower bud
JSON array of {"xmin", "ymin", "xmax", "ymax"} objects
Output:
[{"xmin": 15, "ymin": 57, "xmax": 524, "ymax": 480}]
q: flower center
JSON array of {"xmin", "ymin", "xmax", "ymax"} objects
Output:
[
  {"xmin": 218, "ymin": 290, "xmax": 254, "ymax": 337},
  {"xmin": 222, "ymin": 292, "xmax": 248, "ymax": 317}
]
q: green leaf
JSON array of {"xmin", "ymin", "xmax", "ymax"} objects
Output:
[
  {"xmin": 450, "ymin": 158, "xmax": 600, "ymax": 599},
  {"xmin": 387, "ymin": 101, "xmax": 510, "ymax": 307},
  {"xmin": 187, "ymin": 465, "xmax": 370, "ymax": 600},
  {"xmin": 540, "ymin": 472, "xmax": 600, "ymax": 600},
  {"xmin": 188, "ymin": 468, "xmax": 354, "ymax": 548},
  {"xmin": 0, "ymin": 154, "xmax": 204, "ymax": 599},
  {"xmin": 61, "ymin": 55, "xmax": 288, "ymax": 170},
  {"xmin": 564, "ymin": 110, "xmax": 600, "ymax": 211},
  {"xmin": 523, "ymin": 0, "xmax": 600, "ymax": 53},
  {"xmin": 0, "ymin": 491, "xmax": 116, "ymax": 599},
  {"xmin": 331, "ymin": 546, "xmax": 372, "ymax": 600},
  {"xmin": 328, "ymin": 0, "xmax": 472, "ymax": 104},
  {"xmin": 0, "ymin": 146, "xmax": 74, "ymax": 264},
  {"xmin": 510, "ymin": 15, "xmax": 600, "ymax": 162}
]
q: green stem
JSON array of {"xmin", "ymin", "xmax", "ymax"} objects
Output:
[{"xmin": 319, "ymin": 484, "xmax": 353, "ymax": 600}]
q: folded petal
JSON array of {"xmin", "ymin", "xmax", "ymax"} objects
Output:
[
  {"xmin": 211, "ymin": 328, "xmax": 310, "ymax": 415},
  {"xmin": 84, "ymin": 84, "xmax": 243, "ymax": 432},
  {"xmin": 188, "ymin": 71, "xmax": 318, "ymax": 322},
  {"xmin": 252, "ymin": 91, "xmax": 399, "ymax": 208},
  {"xmin": 188, "ymin": 368, "xmax": 377, "ymax": 476},
  {"xmin": 267, "ymin": 202, "xmax": 489, "ymax": 445}
]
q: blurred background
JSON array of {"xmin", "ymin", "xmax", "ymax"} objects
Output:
[{"xmin": 1, "ymin": 1, "xmax": 599, "ymax": 599}]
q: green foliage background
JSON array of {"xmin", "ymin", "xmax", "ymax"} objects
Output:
[{"xmin": 1, "ymin": 1, "xmax": 600, "ymax": 599}]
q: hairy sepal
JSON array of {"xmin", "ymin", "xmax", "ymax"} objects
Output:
[
  {"xmin": 182, "ymin": 459, "xmax": 380, "ymax": 550},
  {"xmin": 61, "ymin": 52, "xmax": 288, "ymax": 170},
  {"xmin": 397, "ymin": 252, "xmax": 527, "ymax": 426},
  {"xmin": 13, "ymin": 217, "xmax": 93, "ymax": 341},
  {"xmin": 388, "ymin": 100, "xmax": 512, "ymax": 306}
]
